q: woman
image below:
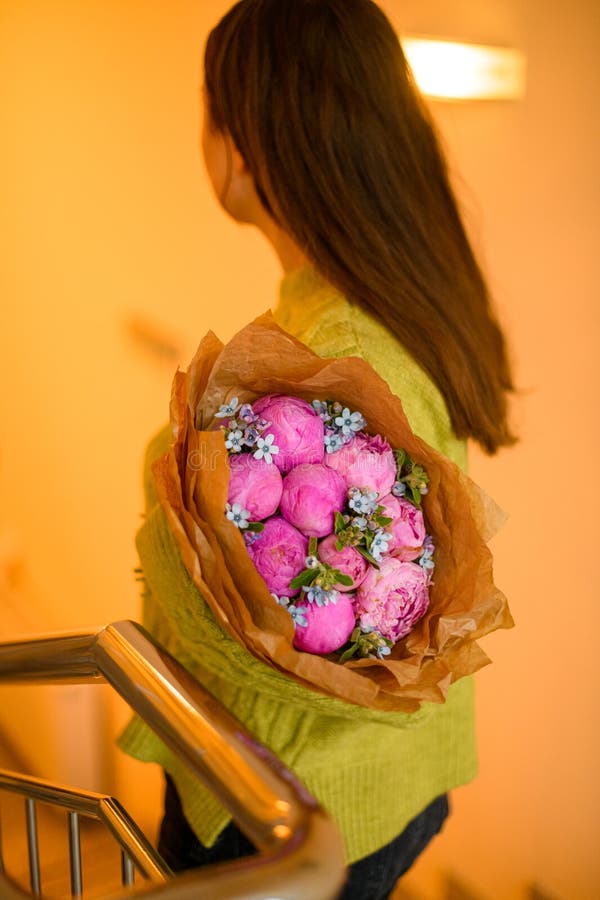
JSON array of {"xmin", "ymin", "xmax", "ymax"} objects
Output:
[{"xmin": 121, "ymin": 1, "xmax": 515, "ymax": 896}]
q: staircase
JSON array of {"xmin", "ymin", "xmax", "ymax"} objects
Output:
[{"xmin": 0, "ymin": 621, "xmax": 346, "ymax": 899}]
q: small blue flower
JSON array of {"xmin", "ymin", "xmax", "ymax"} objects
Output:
[
  {"xmin": 305, "ymin": 555, "xmax": 319, "ymax": 569},
  {"xmin": 418, "ymin": 536, "xmax": 435, "ymax": 579},
  {"xmin": 253, "ymin": 433, "xmax": 279, "ymax": 464},
  {"xmin": 215, "ymin": 397, "xmax": 240, "ymax": 419},
  {"xmin": 238, "ymin": 403, "xmax": 256, "ymax": 423},
  {"xmin": 352, "ymin": 516, "xmax": 368, "ymax": 531},
  {"xmin": 376, "ymin": 644, "xmax": 392, "ymax": 659},
  {"xmin": 243, "ymin": 426, "xmax": 259, "ymax": 447},
  {"xmin": 334, "ymin": 407, "xmax": 365, "ymax": 436},
  {"xmin": 288, "ymin": 604, "xmax": 309, "ymax": 628},
  {"xmin": 324, "ymin": 432, "xmax": 344, "ymax": 454},
  {"xmin": 370, "ymin": 529, "xmax": 392, "ymax": 562},
  {"xmin": 348, "ymin": 488, "xmax": 378, "ymax": 515},
  {"xmin": 225, "ymin": 502, "xmax": 251, "ymax": 529},
  {"xmin": 275, "ymin": 595, "xmax": 309, "ymax": 628},
  {"xmin": 224, "ymin": 429, "xmax": 244, "ymax": 452},
  {"xmin": 302, "ymin": 585, "xmax": 339, "ymax": 607},
  {"xmin": 392, "ymin": 481, "xmax": 407, "ymax": 497},
  {"xmin": 311, "ymin": 400, "xmax": 331, "ymax": 423}
]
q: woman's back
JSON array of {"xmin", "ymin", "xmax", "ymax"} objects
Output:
[
  {"xmin": 121, "ymin": 0, "xmax": 515, "ymax": 892},
  {"xmin": 119, "ymin": 266, "xmax": 478, "ymax": 866}
]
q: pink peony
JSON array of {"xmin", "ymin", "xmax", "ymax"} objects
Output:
[
  {"xmin": 253, "ymin": 394, "xmax": 324, "ymax": 473},
  {"xmin": 378, "ymin": 494, "xmax": 426, "ymax": 561},
  {"xmin": 293, "ymin": 595, "xmax": 356, "ymax": 655},
  {"xmin": 317, "ymin": 534, "xmax": 369, "ymax": 591},
  {"xmin": 227, "ymin": 454, "xmax": 283, "ymax": 521},
  {"xmin": 280, "ymin": 463, "xmax": 347, "ymax": 537},
  {"xmin": 324, "ymin": 432, "xmax": 396, "ymax": 497},
  {"xmin": 353, "ymin": 558, "xmax": 429, "ymax": 642},
  {"xmin": 246, "ymin": 516, "xmax": 308, "ymax": 597}
]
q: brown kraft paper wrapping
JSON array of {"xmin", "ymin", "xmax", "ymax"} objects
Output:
[{"xmin": 150, "ymin": 313, "xmax": 514, "ymax": 713}]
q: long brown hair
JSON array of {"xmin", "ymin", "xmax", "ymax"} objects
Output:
[{"xmin": 204, "ymin": 0, "xmax": 516, "ymax": 454}]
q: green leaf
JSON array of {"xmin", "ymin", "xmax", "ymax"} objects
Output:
[
  {"xmin": 357, "ymin": 546, "xmax": 380, "ymax": 568},
  {"xmin": 395, "ymin": 448, "xmax": 407, "ymax": 470},
  {"xmin": 289, "ymin": 569, "xmax": 317, "ymax": 590},
  {"xmin": 246, "ymin": 521, "xmax": 265, "ymax": 533},
  {"xmin": 376, "ymin": 516, "xmax": 393, "ymax": 527},
  {"xmin": 338, "ymin": 643, "xmax": 360, "ymax": 663},
  {"xmin": 410, "ymin": 486, "xmax": 422, "ymax": 507},
  {"xmin": 332, "ymin": 569, "xmax": 353, "ymax": 587},
  {"xmin": 334, "ymin": 511, "xmax": 346, "ymax": 534},
  {"xmin": 308, "ymin": 536, "xmax": 318, "ymax": 557}
]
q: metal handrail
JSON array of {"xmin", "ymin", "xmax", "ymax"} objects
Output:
[
  {"xmin": 0, "ymin": 769, "xmax": 171, "ymax": 885},
  {"xmin": 0, "ymin": 620, "xmax": 347, "ymax": 899}
]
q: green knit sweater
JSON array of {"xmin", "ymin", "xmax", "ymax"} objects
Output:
[{"xmin": 118, "ymin": 267, "xmax": 477, "ymax": 864}]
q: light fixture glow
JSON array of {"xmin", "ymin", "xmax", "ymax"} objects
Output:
[{"xmin": 402, "ymin": 37, "xmax": 526, "ymax": 101}]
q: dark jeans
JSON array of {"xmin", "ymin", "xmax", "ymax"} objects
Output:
[{"xmin": 158, "ymin": 774, "xmax": 449, "ymax": 899}]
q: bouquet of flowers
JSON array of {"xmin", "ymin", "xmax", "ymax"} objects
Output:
[
  {"xmin": 221, "ymin": 393, "xmax": 436, "ymax": 662},
  {"xmin": 150, "ymin": 314, "xmax": 512, "ymax": 713}
]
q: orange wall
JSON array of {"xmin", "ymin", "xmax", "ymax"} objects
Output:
[
  {"xmin": 1, "ymin": 1, "xmax": 598, "ymax": 897},
  {"xmin": 383, "ymin": 2, "xmax": 599, "ymax": 898}
]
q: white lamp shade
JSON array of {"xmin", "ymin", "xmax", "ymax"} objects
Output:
[{"xmin": 402, "ymin": 37, "xmax": 527, "ymax": 101}]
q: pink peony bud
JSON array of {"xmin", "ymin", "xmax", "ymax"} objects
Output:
[
  {"xmin": 324, "ymin": 432, "xmax": 396, "ymax": 497},
  {"xmin": 353, "ymin": 557, "xmax": 429, "ymax": 642},
  {"xmin": 246, "ymin": 516, "xmax": 308, "ymax": 597},
  {"xmin": 317, "ymin": 534, "xmax": 369, "ymax": 591},
  {"xmin": 252, "ymin": 394, "xmax": 324, "ymax": 473},
  {"xmin": 293, "ymin": 595, "xmax": 356, "ymax": 654},
  {"xmin": 227, "ymin": 454, "xmax": 283, "ymax": 521},
  {"xmin": 280, "ymin": 463, "xmax": 347, "ymax": 537},
  {"xmin": 378, "ymin": 494, "xmax": 426, "ymax": 561}
]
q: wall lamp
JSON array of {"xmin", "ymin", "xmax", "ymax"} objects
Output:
[{"xmin": 402, "ymin": 36, "xmax": 527, "ymax": 100}]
